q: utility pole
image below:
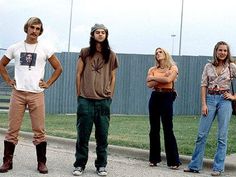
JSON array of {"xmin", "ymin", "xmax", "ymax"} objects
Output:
[
  {"xmin": 179, "ymin": 0, "xmax": 184, "ymax": 56},
  {"xmin": 171, "ymin": 34, "xmax": 176, "ymax": 55},
  {"xmin": 68, "ymin": 0, "xmax": 74, "ymax": 52}
]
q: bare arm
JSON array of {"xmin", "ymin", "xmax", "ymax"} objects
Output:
[
  {"xmin": 76, "ymin": 58, "xmax": 84, "ymax": 96},
  {"xmin": 39, "ymin": 54, "xmax": 63, "ymax": 89},
  {"xmin": 110, "ymin": 69, "xmax": 117, "ymax": 97},
  {"xmin": 146, "ymin": 67, "xmax": 158, "ymax": 88},
  {"xmin": 146, "ymin": 79, "xmax": 157, "ymax": 88},
  {"xmin": 0, "ymin": 56, "xmax": 15, "ymax": 87},
  {"xmin": 223, "ymin": 91, "xmax": 236, "ymax": 100},
  {"xmin": 201, "ymin": 86, "xmax": 208, "ymax": 116},
  {"xmin": 147, "ymin": 70, "xmax": 177, "ymax": 84}
]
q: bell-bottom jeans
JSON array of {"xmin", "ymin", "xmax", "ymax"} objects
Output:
[
  {"xmin": 188, "ymin": 94, "xmax": 232, "ymax": 172},
  {"xmin": 148, "ymin": 91, "xmax": 181, "ymax": 166}
]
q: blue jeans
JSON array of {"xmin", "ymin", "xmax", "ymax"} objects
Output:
[{"xmin": 188, "ymin": 94, "xmax": 232, "ymax": 172}]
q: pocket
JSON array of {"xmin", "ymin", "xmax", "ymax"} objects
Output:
[
  {"xmin": 77, "ymin": 97, "xmax": 89, "ymax": 116},
  {"xmin": 101, "ymin": 99, "xmax": 111, "ymax": 116},
  {"xmin": 172, "ymin": 91, "xmax": 177, "ymax": 101}
]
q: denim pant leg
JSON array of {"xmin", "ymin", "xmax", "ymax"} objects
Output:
[
  {"xmin": 74, "ymin": 97, "xmax": 94, "ymax": 168},
  {"xmin": 188, "ymin": 95, "xmax": 216, "ymax": 171},
  {"xmin": 94, "ymin": 99, "xmax": 111, "ymax": 168},
  {"xmin": 213, "ymin": 97, "xmax": 232, "ymax": 172}
]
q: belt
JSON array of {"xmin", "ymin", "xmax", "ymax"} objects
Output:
[
  {"xmin": 207, "ymin": 89, "xmax": 229, "ymax": 95},
  {"xmin": 154, "ymin": 88, "xmax": 174, "ymax": 92}
]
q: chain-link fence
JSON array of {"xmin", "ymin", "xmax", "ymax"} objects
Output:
[{"xmin": 0, "ymin": 48, "xmax": 6, "ymax": 58}]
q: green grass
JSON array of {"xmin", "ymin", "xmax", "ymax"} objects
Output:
[
  {"xmin": 0, "ymin": 95, "xmax": 10, "ymax": 99},
  {"xmin": 0, "ymin": 112, "xmax": 236, "ymax": 158}
]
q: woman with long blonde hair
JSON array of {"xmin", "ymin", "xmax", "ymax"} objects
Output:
[{"xmin": 146, "ymin": 47, "xmax": 181, "ymax": 170}]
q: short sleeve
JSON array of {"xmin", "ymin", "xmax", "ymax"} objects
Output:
[
  {"xmin": 5, "ymin": 44, "xmax": 16, "ymax": 60},
  {"xmin": 79, "ymin": 48, "xmax": 89, "ymax": 63},
  {"xmin": 201, "ymin": 64, "xmax": 209, "ymax": 87},
  {"xmin": 230, "ymin": 62, "xmax": 236, "ymax": 78},
  {"xmin": 39, "ymin": 40, "xmax": 55, "ymax": 59},
  {"xmin": 111, "ymin": 51, "xmax": 119, "ymax": 70}
]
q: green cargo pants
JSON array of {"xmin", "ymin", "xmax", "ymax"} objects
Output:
[{"xmin": 74, "ymin": 96, "xmax": 112, "ymax": 169}]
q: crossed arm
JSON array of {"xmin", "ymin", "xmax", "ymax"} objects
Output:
[{"xmin": 146, "ymin": 69, "xmax": 178, "ymax": 88}]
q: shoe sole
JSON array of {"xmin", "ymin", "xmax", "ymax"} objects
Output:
[{"xmin": 183, "ymin": 168, "xmax": 199, "ymax": 173}]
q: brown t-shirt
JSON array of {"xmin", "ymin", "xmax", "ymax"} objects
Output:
[{"xmin": 79, "ymin": 47, "xmax": 119, "ymax": 99}]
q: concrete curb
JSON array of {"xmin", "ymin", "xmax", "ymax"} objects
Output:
[{"xmin": 0, "ymin": 128, "xmax": 235, "ymax": 171}]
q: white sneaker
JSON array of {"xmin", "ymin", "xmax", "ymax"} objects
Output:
[
  {"xmin": 72, "ymin": 167, "xmax": 84, "ymax": 176},
  {"xmin": 96, "ymin": 167, "xmax": 107, "ymax": 176}
]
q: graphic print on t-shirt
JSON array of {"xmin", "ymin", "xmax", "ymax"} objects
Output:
[
  {"xmin": 91, "ymin": 57, "xmax": 104, "ymax": 74},
  {"xmin": 20, "ymin": 52, "xmax": 37, "ymax": 67}
]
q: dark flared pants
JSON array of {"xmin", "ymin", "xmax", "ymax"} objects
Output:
[
  {"xmin": 74, "ymin": 96, "xmax": 111, "ymax": 169},
  {"xmin": 148, "ymin": 91, "xmax": 180, "ymax": 166}
]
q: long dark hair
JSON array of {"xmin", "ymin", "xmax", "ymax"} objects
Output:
[{"xmin": 89, "ymin": 32, "xmax": 111, "ymax": 64}]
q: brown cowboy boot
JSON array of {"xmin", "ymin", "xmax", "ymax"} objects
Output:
[
  {"xmin": 0, "ymin": 140, "xmax": 15, "ymax": 173},
  {"xmin": 36, "ymin": 142, "xmax": 48, "ymax": 174}
]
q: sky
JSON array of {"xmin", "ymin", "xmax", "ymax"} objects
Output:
[{"xmin": 1, "ymin": 0, "xmax": 236, "ymax": 56}]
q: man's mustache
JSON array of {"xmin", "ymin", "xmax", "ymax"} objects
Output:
[{"xmin": 30, "ymin": 33, "xmax": 37, "ymax": 36}]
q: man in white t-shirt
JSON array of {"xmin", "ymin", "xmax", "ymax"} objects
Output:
[{"xmin": 0, "ymin": 17, "xmax": 62, "ymax": 174}]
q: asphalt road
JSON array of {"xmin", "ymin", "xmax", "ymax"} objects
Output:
[{"xmin": 0, "ymin": 131, "xmax": 235, "ymax": 177}]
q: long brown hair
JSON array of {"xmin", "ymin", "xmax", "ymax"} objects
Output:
[{"xmin": 212, "ymin": 41, "xmax": 233, "ymax": 66}]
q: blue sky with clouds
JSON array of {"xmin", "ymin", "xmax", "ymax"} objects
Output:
[{"xmin": 1, "ymin": 0, "xmax": 236, "ymax": 56}]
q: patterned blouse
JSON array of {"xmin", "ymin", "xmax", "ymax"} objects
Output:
[{"xmin": 201, "ymin": 62, "xmax": 236, "ymax": 90}]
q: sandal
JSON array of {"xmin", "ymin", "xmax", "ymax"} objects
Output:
[
  {"xmin": 183, "ymin": 168, "xmax": 199, "ymax": 173},
  {"xmin": 170, "ymin": 165, "xmax": 179, "ymax": 170},
  {"xmin": 211, "ymin": 171, "xmax": 221, "ymax": 176},
  {"xmin": 169, "ymin": 162, "xmax": 181, "ymax": 170},
  {"xmin": 149, "ymin": 162, "xmax": 160, "ymax": 167}
]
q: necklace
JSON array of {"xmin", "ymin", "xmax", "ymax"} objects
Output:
[
  {"xmin": 24, "ymin": 42, "xmax": 38, "ymax": 70},
  {"xmin": 158, "ymin": 66, "xmax": 165, "ymax": 69}
]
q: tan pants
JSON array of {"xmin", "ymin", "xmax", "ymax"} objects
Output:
[{"xmin": 5, "ymin": 89, "xmax": 46, "ymax": 145}]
